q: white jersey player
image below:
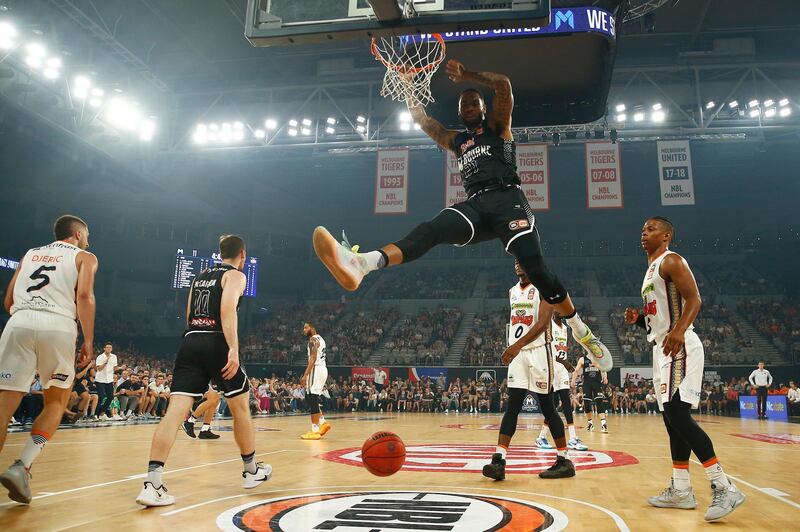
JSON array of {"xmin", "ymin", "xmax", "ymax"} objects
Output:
[
  {"xmin": 300, "ymin": 322, "xmax": 330, "ymax": 440},
  {"xmin": 626, "ymin": 217, "xmax": 744, "ymax": 522},
  {"xmin": 0, "ymin": 215, "xmax": 98, "ymax": 504}
]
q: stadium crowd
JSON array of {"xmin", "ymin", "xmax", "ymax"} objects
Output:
[{"xmin": 383, "ymin": 306, "xmax": 462, "ymax": 366}]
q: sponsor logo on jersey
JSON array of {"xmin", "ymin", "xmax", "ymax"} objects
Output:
[
  {"xmin": 477, "ymin": 370, "xmax": 496, "ymax": 383},
  {"xmin": 508, "ymin": 219, "xmax": 530, "ymax": 231},
  {"xmin": 27, "ymin": 295, "xmax": 50, "ymax": 306},
  {"xmin": 646, "ymin": 263, "xmax": 657, "ymax": 280},
  {"xmin": 643, "ymin": 300, "xmax": 658, "ymax": 316},
  {"xmin": 216, "ymin": 491, "xmax": 569, "ymax": 531},
  {"xmin": 0, "ymin": 372, "xmax": 12, "ymax": 380},
  {"xmin": 660, "ymin": 383, "xmax": 667, "ymax": 394},
  {"xmin": 318, "ymin": 444, "xmax": 638, "ymax": 474},
  {"xmin": 50, "ymin": 373, "xmax": 70, "ymax": 382},
  {"xmin": 459, "ymin": 138, "xmax": 475, "ymax": 153},
  {"xmin": 190, "ymin": 317, "xmax": 217, "ymax": 328},
  {"xmin": 527, "ymin": 288, "xmax": 536, "ymax": 300},
  {"xmin": 642, "ymin": 283, "xmax": 655, "ymax": 297},
  {"xmin": 511, "ymin": 315, "xmax": 534, "ymax": 326}
]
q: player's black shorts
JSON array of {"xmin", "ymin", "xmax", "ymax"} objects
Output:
[
  {"xmin": 171, "ymin": 333, "xmax": 250, "ymax": 399},
  {"xmin": 447, "ymin": 185, "xmax": 537, "ymax": 250},
  {"xmin": 583, "ymin": 385, "xmax": 602, "ymax": 403}
]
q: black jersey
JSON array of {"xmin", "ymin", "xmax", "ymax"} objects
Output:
[
  {"xmin": 582, "ymin": 357, "xmax": 603, "ymax": 386},
  {"xmin": 452, "ymin": 119, "xmax": 519, "ymax": 197},
  {"xmin": 186, "ymin": 263, "xmax": 241, "ymax": 334}
]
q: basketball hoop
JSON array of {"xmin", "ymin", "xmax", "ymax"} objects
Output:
[{"xmin": 371, "ymin": 33, "xmax": 446, "ymax": 108}]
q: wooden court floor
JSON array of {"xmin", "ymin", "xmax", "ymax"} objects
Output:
[{"xmin": 1, "ymin": 412, "xmax": 798, "ymax": 531}]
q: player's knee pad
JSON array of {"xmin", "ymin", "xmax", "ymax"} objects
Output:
[
  {"xmin": 307, "ymin": 394, "xmax": 320, "ymax": 414},
  {"xmin": 507, "ymin": 241, "xmax": 567, "ymax": 304}
]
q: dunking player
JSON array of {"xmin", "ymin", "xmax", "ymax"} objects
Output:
[
  {"xmin": 300, "ymin": 322, "xmax": 331, "ymax": 440},
  {"xmin": 536, "ymin": 314, "xmax": 588, "ymax": 451},
  {"xmin": 482, "ymin": 262, "xmax": 575, "ymax": 481},
  {"xmin": 136, "ymin": 235, "xmax": 271, "ymax": 507},
  {"xmin": 0, "ymin": 215, "xmax": 98, "ymax": 503},
  {"xmin": 313, "ymin": 59, "xmax": 611, "ymax": 373},
  {"xmin": 626, "ymin": 217, "xmax": 744, "ymax": 521},
  {"xmin": 573, "ymin": 351, "xmax": 609, "ymax": 433},
  {"xmin": 181, "ymin": 386, "xmax": 221, "ymax": 439}
]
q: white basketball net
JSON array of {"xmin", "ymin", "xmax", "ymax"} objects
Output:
[{"xmin": 371, "ymin": 33, "xmax": 446, "ymax": 108}]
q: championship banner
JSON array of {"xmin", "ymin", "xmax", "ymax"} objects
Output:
[
  {"xmin": 657, "ymin": 140, "xmax": 695, "ymax": 205},
  {"xmin": 351, "ymin": 367, "xmax": 390, "ymax": 383},
  {"xmin": 621, "ymin": 367, "xmax": 653, "ymax": 383},
  {"xmin": 374, "ymin": 149, "xmax": 409, "ymax": 214},
  {"xmin": 444, "ymin": 151, "xmax": 466, "ymax": 208},
  {"xmin": 585, "ymin": 141, "xmax": 623, "ymax": 209},
  {"xmin": 516, "ymin": 143, "xmax": 550, "ymax": 210}
]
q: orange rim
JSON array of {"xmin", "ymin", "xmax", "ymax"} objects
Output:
[{"xmin": 371, "ymin": 33, "xmax": 446, "ymax": 74}]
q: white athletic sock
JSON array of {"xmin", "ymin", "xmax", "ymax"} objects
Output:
[
  {"xmin": 188, "ymin": 415, "xmax": 197, "ymax": 424},
  {"xmin": 147, "ymin": 462, "xmax": 164, "ymax": 487},
  {"xmin": 566, "ymin": 313, "xmax": 590, "ymax": 339},
  {"xmin": 538, "ymin": 426, "xmax": 549, "ymax": 439},
  {"xmin": 495, "ymin": 445, "xmax": 507, "ymax": 458},
  {"xmin": 568, "ymin": 424, "xmax": 577, "ymax": 440},
  {"xmin": 319, "ymin": 415, "xmax": 326, "ymax": 425},
  {"xmin": 20, "ymin": 432, "xmax": 48, "ymax": 469},
  {"xmin": 557, "ymin": 448, "xmax": 569, "ymax": 459},
  {"xmin": 601, "ymin": 418, "xmax": 607, "ymax": 428},
  {"xmin": 672, "ymin": 467, "xmax": 691, "ymax": 491},
  {"xmin": 312, "ymin": 423, "xmax": 320, "ymax": 433},
  {"xmin": 704, "ymin": 460, "xmax": 730, "ymax": 487},
  {"xmin": 362, "ymin": 251, "xmax": 384, "ymax": 272},
  {"xmin": 200, "ymin": 424, "xmax": 211, "ymax": 432}
]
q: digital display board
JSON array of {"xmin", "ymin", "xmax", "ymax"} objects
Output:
[{"xmin": 172, "ymin": 248, "xmax": 258, "ymax": 298}]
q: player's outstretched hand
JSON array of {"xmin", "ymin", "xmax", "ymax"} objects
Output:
[
  {"xmin": 446, "ymin": 59, "xmax": 466, "ymax": 82},
  {"xmin": 221, "ymin": 348, "xmax": 240, "ymax": 380},
  {"xmin": 624, "ymin": 307, "xmax": 640, "ymax": 324},
  {"xmin": 661, "ymin": 329, "xmax": 685, "ymax": 358}
]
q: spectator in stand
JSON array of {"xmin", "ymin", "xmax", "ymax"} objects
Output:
[
  {"xmin": 94, "ymin": 342, "xmax": 118, "ymax": 420},
  {"xmin": 788, "ymin": 381, "xmax": 800, "ymax": 416}
]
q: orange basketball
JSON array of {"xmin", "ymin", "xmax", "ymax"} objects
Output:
[{"xmin": 361, "ymin": 431, "xmax": 406, "ymax": 477}]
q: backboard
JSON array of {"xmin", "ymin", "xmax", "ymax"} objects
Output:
[{"xmin": 245, "ymin": 0, "xmax": 551, "ymax": 46}]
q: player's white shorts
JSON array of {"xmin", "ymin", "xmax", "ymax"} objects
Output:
[
  {"xmin": 0, "ymin": 310, "xmax": 77, "ymax": 392},
  {"xmin": 652, "ymin": 329, "xmax": 704, "ymax": 411},
  {"xmin": 552, "ymin": 361, "xmax": 571, "ymax": 392},
  {"xmin": 507, "ymin": 344, "xmax": 552, "ymax": 394},
  {"xmin": 308, "ymin": 365, "xmax": 328, "ymax": 395}
]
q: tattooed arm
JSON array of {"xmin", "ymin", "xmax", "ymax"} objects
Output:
[
  {"xmin": 445, "ymin": 59, "xmax": 513, "ymax": 138},
  {"xmin": 408, "ymin": 103, "xmax": 458, "ymax": 153}
]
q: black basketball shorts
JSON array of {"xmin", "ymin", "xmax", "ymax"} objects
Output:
[{"xmin": 171, "ymin": 332, "xmax": 250, "ymax": 399}]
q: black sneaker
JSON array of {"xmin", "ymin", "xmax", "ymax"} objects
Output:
[
  {"xmin": 482, "ymin": 453, "xmax": 506, "ymax": 481},
  {"xmin": 198, "ymin": 429, "xmax": 220, "ymax": 439},
  {"xmin": 538, "ymin": 456, "xmax": 576, "ymax": 479},
  {"xmin": 181, "ymin": 420, "xmax": 196, "ymax": 438}
]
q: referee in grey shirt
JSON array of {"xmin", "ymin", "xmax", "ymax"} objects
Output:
[{"xmin": 748, "ymin": 361, "xmax": 773, "ymax": 419}]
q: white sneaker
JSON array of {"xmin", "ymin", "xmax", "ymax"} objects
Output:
[
  {"xmin": 648, "ymin": 480, "xmax": 697, "ymax": 509},
  {"xmin": 567, "ymin": 438, "xmax": 588, "ymax": 451},
  {"xmin": 0, "ymin": 460, "xmax": 32, "ymax": 504},
  {"xmin": 705, "ymin": 479, "xmax": 746, "ymax": 521},
  {"xmin": 535, "ymin": 437, "xmax": 553, "ymax": 449},
  {"xmin": 573, "ymin": 327, "xmax": 613, "ymax": 372},
  {"xmin": 136, "ymin": 482, "xmax": 175, "ymax": 507},
  {"xmin": 242, "ymin": 462, "xmax": 272, "ymax": 489},
  {"xmin": 99, "ymin": 414, "xmax": 109, "ymax": 421},
  {"xmin": 312, "ymin": 226, "xmax": 368, "ymax": 291}
]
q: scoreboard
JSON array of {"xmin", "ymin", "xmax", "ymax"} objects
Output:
[{"xmin": 172, "ymin": 248, "xmax": 258, "ymax": 297}]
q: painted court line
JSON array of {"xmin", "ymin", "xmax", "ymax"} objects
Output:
[
  {"xmin": 688, "ymin": 458, "xmax": 800, "ymax": 511},
  {"xmin": 0, "ymin": 450, "xmax": 288, "ymax": 507},
  {"xmin": 161, "ymin": 483, "xmax": 631, "ymax": 531}
]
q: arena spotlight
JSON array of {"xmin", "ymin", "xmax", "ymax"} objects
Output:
[
  {"xmin": 615, "ymin": 103, "xmax": 625, "ymax": 113},
  {"xmin": 651, "ymin": 110, "xmax": 666, "ymax": 123},
  {"xmin": 400, "ymin": 122, "xmax": 411, "ymax": 131},
  {"xmin": 73, "ymin": 75, "xmax": 91, "ymax": 98},
  {"xmin": 232, "ymin": 130, "xmax": 244, "ymax": 141},
  {"xmin": 748, "ymin": 99, "xmax": 759, "ymax": 108},
  {"xmin": 764, "ymin": 108, "xmax": 776, "ymax": 118},
  {"xmin": 652, "ymin": 103, "xmax": 662, "ymax": 111},
  {"xmin": 325, "ymin": 126, "xmax": 335, "ymax": 134},
  {"xmin": 24, "ymin": 42, "xmax": 46, "ymax": 69},
  {"xmin": 105, "ymin": 98, "xmax": 142, "ymax": 130},
  {"xmin": 763, "ymin": 99, "xmax": 774, "ymax": 108},
  {"xmin": 301, "ymin": 127, "xmax": 311, "ymax": 135},
  {"xmin": 705, "ymin": 101, "xmax": 715, "ymax": 109},
  {"xmin": 139, "ymin": 119, "xmax": 156, "ymax": 142},
  {"xmin": 356, "ymin": 115, "xmax": 367, "ymax": 124},
  {"xmin": 779, "ymin": 107, "xmax": 791, "ymax": 117},
  {"xmin": 265, "ymin": 118, "xmax": 278, "ymax": 130},
  {"xmin": 728, "ymin": 100, "xmax": 738, "ymax": 109},
  {"xmin": 413, "ymin": 123, "xmax": 421, "ymax": 131},
  {"xmin": 399, "ymin": 111, "xmax": 412, "ymax": 123},
  {"xmin": 301, "ymin": 118, "xmax": 312, "ymax": 127},
  {"xmin": 616, "ymin": 113, "xmax": 626, "ymax": 122},
  {"xmin": 326, "ymin": 117, "xmax": 337, "ymax": 125},
  {"xmin": 221, "ymin": 122, "xmax": 231, "ymax": 131},
  {"xmin": 779, "ymin": 98, "xmax": 789, "ymax": 107},
  {"xmin": 193, "ymin": 124, "xmax": 208, "ymax": 144},
  {"xmin": 287, "ymin": 128, "xmax": 298, "ymax": 136},
  {"xmin": 749, "ymin": 108, "xmax": 760, "ymax": 118},
  {"xmin": 233, "ymin": 121, "xmax": 244, "ymax": 130},
  {"xmin": 208, "ymin": 123, "xmax": 219, "ymax": 131},
  {"xmin": 633, "ymin": 112, "xmax": 645, "ymax": 122},
  {"xmin": 219, "ymin": 129, "xmax": 232, "ymax": 142},
  {"xmin": 288, "ymin": 119, "xmax": 298, "ymax": 127},
  {"xmin": 0, "ymin": 21, "xmax": 17, "ymax": 50},
  {"xmin": 356, "ymin": 124, "xmax": 366, "ymax": 133},
  {"xmin": 42, "ymin": 57, "xmax": 62, "ymax": 79},
  {"xmin": 253, "ymin": 129, "xmax": 266, "ymax": 139}
]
